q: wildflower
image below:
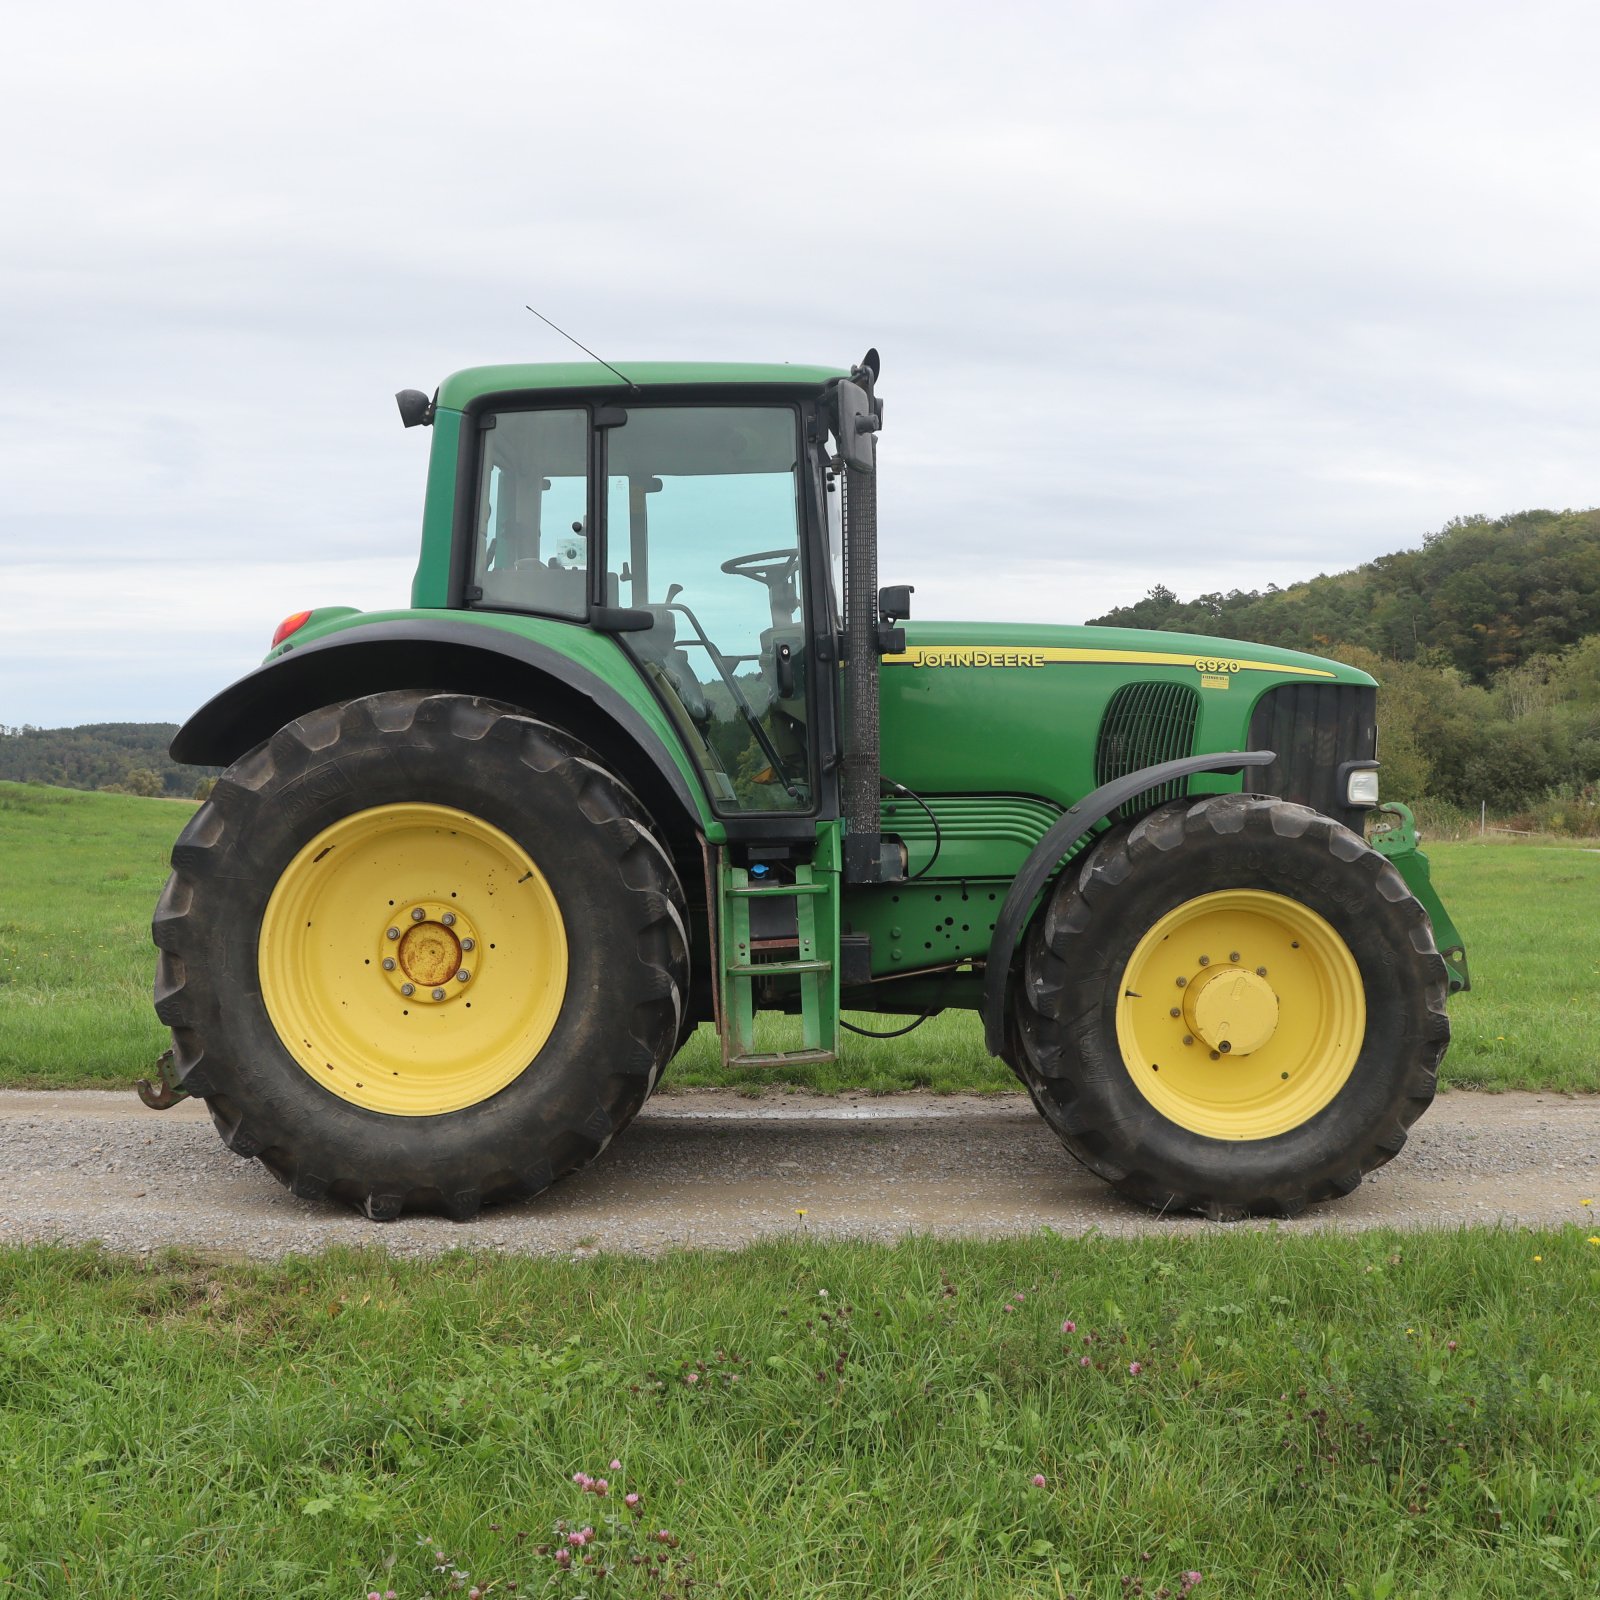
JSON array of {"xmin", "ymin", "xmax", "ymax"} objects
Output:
[
  {"xmin": 1128, "ymin": 1361, "xmax": 1143, "ymax": 1375},
  {"xmin": 795, "ymin": 1208, "xmax": 807, "ymax": 1218},
  {"xmin": 1582, "ymin": 1198, "xmax": 1593, "ymax": 1206},
  {"xmin": 1080, "ymin": 1355, "xmax": 1091, "ymax": 1367},
  {"xmin": 610, "ymin": 1459, "xmax": 622, "ymax": 1471},
  {"xmin": 685, "ymin": 1371, "xmax": 700, "ymax": 1384},
  {"xmin": 1533, "ymin": 1254, "xmax": 1543, "ymax": 1262},
  {"xmin": 1003, "ymin": 1304, "xmax": 1015, "ymax": 1314},
  {"xmin": 555, "ymin": 1549, "xmax": 572, "ymax": 1569},
  {"xmin": 1061, "ymin": 1319, "xmax": 1076, "ymax": 1334},
  {"xmin": 1180, "ymin": 1574, "xmax": 1203, "ymax": 1594},
  {"xmin": 1447, "ymin": 1340, "xmax": 1458, "ymax": 1351},
  {"xmin": 1588, "ymin": 1236, "xmax": 1600, "ymax": 1246},
  {"xmin": 594, "ymin": 1479, "xmax": 609, "ymax": 1495},
  {"xmin": 818, "ymin": 1289, "xmax": 829, "ymax": 1298},
  {"xmin": 469, "ymin": 1590, "xmax": 481, "ymax": 1599},
  {"xmin": 1032, "ymin": 1474, "xmax": 1047, "ymax": 1488}
]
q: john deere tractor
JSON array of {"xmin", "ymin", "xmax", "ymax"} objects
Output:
[{"xmin": 150, "ymin": 350, "xmax": 1467, "ymax": 1220}]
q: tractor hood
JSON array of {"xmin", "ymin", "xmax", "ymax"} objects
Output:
[
  {"xmin": 877, "ymin": 620, "xmax": 1374, "ymax": 816},
  {"xmin": 884, "ymin": 621, "xmax": 1375, "ymax": 688}
]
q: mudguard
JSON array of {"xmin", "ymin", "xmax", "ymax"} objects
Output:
[
  {"xmin": 981, "ymin": 750, "xmax": 1276, "ymax": 1055},
  {"xmin": 170, "ymin": 617, "xmax": 708, "ymax": 842}
]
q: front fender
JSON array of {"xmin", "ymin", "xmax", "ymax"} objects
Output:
[{"xmin": 980, "ymin": 750, "xmax": 1276, "ymax": 1055}]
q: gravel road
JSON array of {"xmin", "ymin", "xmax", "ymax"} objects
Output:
[{"xmin": 1, "ymin": 1088, "xmax": 1595, "ymax": 1259}]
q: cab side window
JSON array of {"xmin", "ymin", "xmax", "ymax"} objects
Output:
[{"xmin": 471, "ymin": 410, "xmax": 589, "ymax": 618}]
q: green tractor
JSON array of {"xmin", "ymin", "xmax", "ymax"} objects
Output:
[{"xmin": 150, "ymin": 351, "xmax": 1467, "ymax": 1220}]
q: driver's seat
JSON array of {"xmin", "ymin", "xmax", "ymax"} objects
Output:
[{"xmin": 631, "ymin": 608, "xmax": 711, "ymax": 726}]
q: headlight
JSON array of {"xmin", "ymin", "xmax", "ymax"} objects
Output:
[{"xmin": 1346, "ymin": 768, "xmax": 1380, "ymax": 807}]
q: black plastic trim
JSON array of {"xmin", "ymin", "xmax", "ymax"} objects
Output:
[{"xmin": 980, "ymin": 750, "xmax": 1276, "ymax": 1055}]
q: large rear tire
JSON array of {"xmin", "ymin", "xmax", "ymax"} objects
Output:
[
  {"xmin": 152, "ymin": 691, "xmax": 689, "ymax": 1219},
  {"xmin": 1012, "ymin": 793, "xmax": 1449, "ymax": 1218}
]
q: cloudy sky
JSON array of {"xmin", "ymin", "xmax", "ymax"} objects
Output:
[{"xmin": 4, "ymin": 0, "xmax": 1598, "ymax": 728}]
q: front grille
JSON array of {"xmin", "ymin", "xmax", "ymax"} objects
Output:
[
  {"xmin": 1095, "ymin": 680, "xmax": 1201, "ymax": 817},
  {"xmin": 1247, "ymin": 682, "xmax": 1377, "ymax": 827}
]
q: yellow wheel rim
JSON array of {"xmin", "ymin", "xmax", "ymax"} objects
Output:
[
  {"xmin": 1114, "ymin": 890, "xmax": 1365, "ymax": 1140},
  {"xmin": 259, "ymin": 803, "xmax": 568, "ymax": 1115}
]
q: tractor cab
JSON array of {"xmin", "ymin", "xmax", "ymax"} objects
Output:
[{"xmin": 470, "ymin": 400, "xmax": 821, "ymax": 811}]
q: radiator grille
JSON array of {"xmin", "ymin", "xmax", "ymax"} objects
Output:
[
  {"xmin": 1095, "ymin": 680, "xmax": 1201, "ymax": 817},
  {"xmin": 1247, "ymin": 682, "xmax": 1378, "ymax": 827}
]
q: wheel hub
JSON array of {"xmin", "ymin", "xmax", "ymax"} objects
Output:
[
  {"xmin": 1184, "ymin": 964, "xmax": 1279, "ymax": 1056},
  {"xmin": 381, "ymin": 903, "xmax": 480, "ymax": 1004}
]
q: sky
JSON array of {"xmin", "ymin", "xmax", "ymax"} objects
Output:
[{"xmin": 3, "ymin": 0, "xmax": 1599, "ymax": 728}]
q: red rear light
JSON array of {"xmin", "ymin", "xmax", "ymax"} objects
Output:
[{"xmin": 271, "ymin": 609, "xmax": 314, "ymax": 647}]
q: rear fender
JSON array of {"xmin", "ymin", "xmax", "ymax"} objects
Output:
[{"xmin": 170, "ymin": 618, "xmax": 710, "ymax": 852}]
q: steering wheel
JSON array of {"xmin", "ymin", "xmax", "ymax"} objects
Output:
[{"xmin": 720, "ymin": 548, "xmax": 799, "ymax": 584}]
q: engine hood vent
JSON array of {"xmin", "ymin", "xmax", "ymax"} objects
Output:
[{"xmin": 1095, "ymin": 680, "xmax": 1201, "ymax": 817}]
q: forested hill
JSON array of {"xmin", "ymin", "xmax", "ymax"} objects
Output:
[
  {"xmin": 0, "ymin": 723, "xmax": 216, "ymax": 797},
  {"xmin": 1089, "ymin": 507, "xmax": 1600, "ymax": 685}
]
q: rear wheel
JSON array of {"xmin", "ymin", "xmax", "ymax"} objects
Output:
[
  {"xmin": 1012, "ymin": 793, "xmax": 1449, "ymax": 1218},
  {"xmin": 152, "ymin": 691, "xmax": 689, "ymax": 1219}
]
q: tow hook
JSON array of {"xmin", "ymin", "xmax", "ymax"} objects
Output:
[{"xmin": 135, "ymin": 1049, "xmax": 190, "ymax": 1110}]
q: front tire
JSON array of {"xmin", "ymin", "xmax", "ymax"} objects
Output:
[
  {"xmin": 152, "ymin": 691, "xmax": 689, "ymax": 1219},
  {"xmin": 1012, "ymin": 794, "xmax": 1449, "ymax": 1218}
]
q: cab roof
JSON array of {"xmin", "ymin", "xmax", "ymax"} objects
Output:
[{"xmin": 435, "ymin": 361, "xmax": 849, "ymax": 411}]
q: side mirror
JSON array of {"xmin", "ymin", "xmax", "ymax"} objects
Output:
[
  {"xmin": 878, "ymin": 584, "xmax": 914, "ymax": 623},
  {"xmin": 395, "ymin": 388, "xmax": 433, "ymax": 428},
  {"xmin": 834, "ymin": 378, "xmax": 879, "ymax": 473}
]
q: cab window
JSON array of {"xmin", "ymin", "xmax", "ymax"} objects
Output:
[{"xmin": 470, "ymin": 409, "xmax": 589, "ymax": 617}]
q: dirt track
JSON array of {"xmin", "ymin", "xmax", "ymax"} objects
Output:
[{"xmin": 0, "ymin": 1088, "xmax": 1595, "ymax": 1259}]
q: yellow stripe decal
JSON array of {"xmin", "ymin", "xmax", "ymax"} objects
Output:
[{"xmin": 881, "ymin": 645, "xmax": 1336, "ymax": 679}]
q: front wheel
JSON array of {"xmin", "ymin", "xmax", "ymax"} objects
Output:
[
  {"xmin": 1012, "ymin": 794, "xmax": 1450, "ymax": 1218},
  {"xmin": 152, "ymin": 692, "xmax": 689, "ymax": 1219}
]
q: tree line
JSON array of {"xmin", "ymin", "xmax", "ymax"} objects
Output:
[{"xmin": 0, "ymin": 723, "xmax": 216, "ymax": 798}]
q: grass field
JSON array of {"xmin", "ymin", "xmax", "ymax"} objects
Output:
[
  {"xmin": 1, "ymin": 781, "xmax": 1597, "ymax": 1094},
  {"xmin": 2, "ymin": 1228, "xmax": 1598, "ymax": 1598}
]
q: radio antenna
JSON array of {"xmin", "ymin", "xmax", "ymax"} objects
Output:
[{"xmin": 525, "ymin": 305, "xmax": 639, "ymax": 393}]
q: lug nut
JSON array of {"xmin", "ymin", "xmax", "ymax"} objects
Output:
[
  {"xmin": 432, "ymin": 988, "xmax": 446, "ymax": 1001},
  {"xmin": 1182, "ymin": 1034, "xmax": 1194, "ymax": 1046},
  {"xmin": 1219, "ymin": 1040, "xmax": 1232, "ymax": 1053},
  {"xmin": 382, "ymin": 957, "xmax": 396, "ymax": 971},
  {"xmin": 1229, "ymin": 951, "xmax": 1240, "ymax": 963},
  {"xmin": 1175, "ymin": 976, "xmax": 1187, "ymax": 988},
  {"xmin": 1209, "ymin": 1049, "xmax": 1220, "ymax": 1060},
  {"xmin": 441, "ymin": 912, "xmax": 456, "ymax": 926},
  {"xmin": 461, "ymin": 938, "xmax": 475, "ymax": 952},
  {"xmin": 400, "ymin": 983, "xmax": 415, "ymax": 996},
  {"xmin": 1169, "ymin": 1006, "xmax": 1181, "ymax": 1018},
  {"xmin": 1198, "ymin": 955, "xmax": 1210, "ymax": 966},
  {"xmin": 457, "ymin": 970, "xmax": 471, "ymax": 982},
  {"xmin": 386, "ymin": 927, "xmax": 400, "ymax": 941},
  {"xmin": 1257, "ymin": 966, "xmax": 1268, "ymax": 976},
  {"xmin": 411, "ymin": 907, "xmax": 426, "ymax": 922}
]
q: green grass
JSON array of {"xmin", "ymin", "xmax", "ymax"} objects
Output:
[
  {"xmin": 0, "ymin": 783, "xmax": 190, "ymax": 1086},
  {"xmin": 3, "ymin": 781, "xmax": 1598, "ymax": 1094},
  {"xmin": 2, "ymin": 1228, "xmax": 1598, "ymax": 1598}
]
